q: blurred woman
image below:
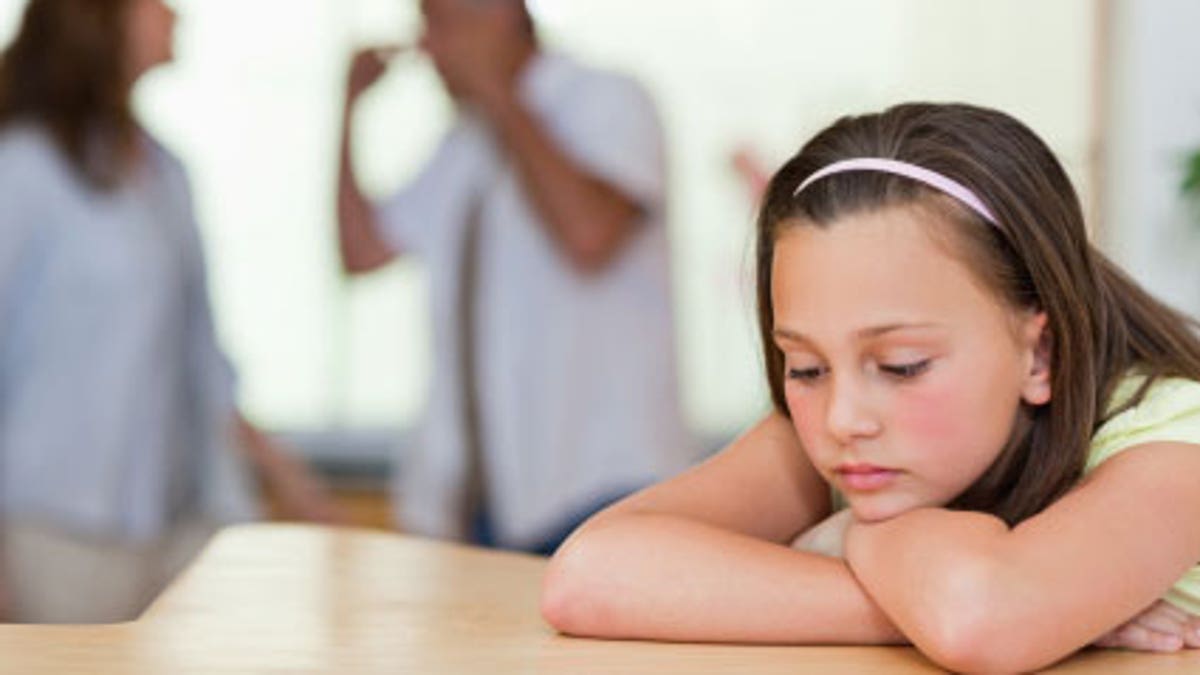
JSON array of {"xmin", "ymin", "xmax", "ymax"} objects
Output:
[{"xmin": 0, "ymin": 0, "xmax": 344, "ymax": 623}]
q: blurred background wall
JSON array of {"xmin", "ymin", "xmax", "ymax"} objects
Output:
[
  {"xmin": 1100, "ymin": 0, "xmax": 1200, "ymax": 318},
  {"xmin": 4, "ymin": 0, "xmax": 1196, "ymax": 472}
]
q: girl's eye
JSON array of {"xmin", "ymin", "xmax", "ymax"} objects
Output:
[
  {"xmin": 786, "ymin": 366, "xmax": 827, "ymax": 382},
  {"xmin": 879, "ymin": 359, "xmax": 931, "ymax": 379}
]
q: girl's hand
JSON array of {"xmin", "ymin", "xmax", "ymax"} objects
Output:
[
  {"xmin": 1093, "ymin": 599, "xmax": 1200, "ymax": 652},
  {"xmin": 792, "ymin": 508, "xmax": 855, "ymax": 559}
]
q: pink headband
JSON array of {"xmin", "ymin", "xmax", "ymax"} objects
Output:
[{"xmin": 793, "ymin": 157, "xmax": 999, "ymax": 226}]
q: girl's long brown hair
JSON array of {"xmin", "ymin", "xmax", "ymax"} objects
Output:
[
  {"xmin": 0, "ymin": 0, "xmax": 137, "ymax": 188},
  {"xmin": 757, "ymin": 103, "xmax": 1200, "ymax": 525}
]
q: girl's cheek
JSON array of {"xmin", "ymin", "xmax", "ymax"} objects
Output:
[
  {"xmin": 891, "ymin": 381, "xmax": 973, "ymax": 453},
  {"xmin": 786, "ymin": 390, "xmax": 827, "ymax": 457}
]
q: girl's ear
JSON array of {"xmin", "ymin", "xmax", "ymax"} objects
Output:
[{"xmin": 1020, "ymin": 311, "xmax": 1052, "ymax": 406}]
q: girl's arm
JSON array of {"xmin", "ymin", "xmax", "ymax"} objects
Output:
[
  {"xmin": 541, "ymin": 413, "xmax": 905, "ymax": 644},
  {"xmin": 844, "ymin": 441, "xmax": 1200, "ymax": 673}
]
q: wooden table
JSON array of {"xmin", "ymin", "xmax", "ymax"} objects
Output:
[{"xmin": 2, "ymin": 524, "xmax": 1198, "ymax": 673}]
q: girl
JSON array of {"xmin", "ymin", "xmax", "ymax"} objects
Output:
[
  {"xmin": 0, "ymin": 0, "xmax": 345, "ymax": 622},
  {"xmin": 541, "ymin": 103, "xmax": 1200, "ymax": 672}
]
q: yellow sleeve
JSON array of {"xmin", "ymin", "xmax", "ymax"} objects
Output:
[{"xmin": 1086, "ymin": 376, "xmax": 1200, "ymax": 474}]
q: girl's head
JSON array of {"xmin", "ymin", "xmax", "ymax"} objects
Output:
[
  {"xmin": 757, "ymin": 103, "xmax": 1200, "ymax": 525},
  {"xmin": 0, "ymin": 0, "xmax": 177, "ymax": 187}
]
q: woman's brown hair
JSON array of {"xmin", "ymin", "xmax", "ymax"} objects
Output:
[
  {"xmin": 0, "ymin": 0, "xmax": 137, "ymax": 188},
  {"xmin": 756, "ymin": 103, "xmax": 1200, "ymax": 525}
]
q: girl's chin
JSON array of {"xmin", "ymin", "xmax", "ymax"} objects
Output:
[{"xmin": 848, "ymin": 498, "xmax": 929, "ymax": 524}]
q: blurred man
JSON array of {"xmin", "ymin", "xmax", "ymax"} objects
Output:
[{"xmin": 337, "ymin": 0, "xmax": 693, "ymax": 553}]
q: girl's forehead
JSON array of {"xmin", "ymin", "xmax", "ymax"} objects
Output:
[
  {"xmin": 771, "ymin": 208, "xmax": 1010, "ymax": 339},
  {"xmin": 775, "ymin": 208, "xmax": 966, "ymax": 285}
]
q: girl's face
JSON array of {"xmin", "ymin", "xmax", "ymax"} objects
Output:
[
  {"xmin": 772, "ymin": 205, "xmax": 1050, "ymax": 523},
  {"xmin": 125, "ymin": 0, "xmax": 177, "ymax": 83}
]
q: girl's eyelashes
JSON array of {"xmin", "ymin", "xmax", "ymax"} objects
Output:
[
  {"xmin": 784, "ymin": 359, "xmax": 932, "ymax": 383},
  {"xmin": 786, "ymin": 366, "xmax": 827, "ymax": 382},
  {"xmin": 878, "ymin": 359, "xmax": 932, "ymax": 379}
]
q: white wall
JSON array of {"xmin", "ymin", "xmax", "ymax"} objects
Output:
[
  {"xmin": 1, "ymin": 0, "xmax": 1099, "ymax": 443},
  {"xmin": 1102, "ymin": 0, "xmax": 1200, "ymax": 319}
]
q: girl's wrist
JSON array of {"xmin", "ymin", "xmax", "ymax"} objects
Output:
[{"xmin": 845, "ymin": 508, "xmax": 950, "ymax": 566}]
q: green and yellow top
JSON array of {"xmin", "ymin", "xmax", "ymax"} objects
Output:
[{"xmin": 1086, "ymin": 373, "xmax": 1200, "ymax": 615}]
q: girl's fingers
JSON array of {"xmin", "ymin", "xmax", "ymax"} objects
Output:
[
  {"xmin": 1092, "ymin": 630, "xmax": 1120, "ymax": 648},
  {"xmin": 1114, "ymin": 623, "xmax": 1184, "ymax": 652},
  {"xmin": 1131, "ymin": 602, "xmax": 1189, "ymax": 636},
  {"xmin": 1185, "ymin": 617, "xmax": 1200, "ymax": 649},
  {"xmin": 1148, "ymin": 600, "xmax": 1192, "ymax": 625}
]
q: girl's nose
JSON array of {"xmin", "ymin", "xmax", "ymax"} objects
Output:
[{"xmin": 825, "ymin": 375, "xmax": 882, "ymax": 443}]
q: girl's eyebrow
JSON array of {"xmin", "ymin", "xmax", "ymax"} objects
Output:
[
  {"xmin": 772, "ymin": 322, "xmax": 944, "ymax": 345},
  {"xmin": 856, "ymin": 322, "xmax": 943, "ymax": 339},
  {"xmin": 771, "ymin": 328, "xmax": 810, "ymax": 346}
]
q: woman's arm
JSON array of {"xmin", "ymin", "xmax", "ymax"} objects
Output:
[
  {"xmin": 541, "ymin": 413, "xmax": 905, "ymax": 644},
  {"xmin": 0, "ymin": 148, "xmax": 33, "ymax": 624},
  {"xmin": 0, "ymin": 556, "xmax": 9, "ymax": 622},
  {"xmin": 234, "ymin": 414, "xmax": 350, "ymax": 525},
  {"xmin": 845, "ymin": 441, "xmax": 1200, "ymax": 672}
]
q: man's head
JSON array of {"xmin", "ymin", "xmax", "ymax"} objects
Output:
[{"xmin": 418, "ymin": 0, "xmax": 535, "ymax": 96}]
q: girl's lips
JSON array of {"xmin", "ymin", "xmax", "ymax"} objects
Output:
[{"xmin": 835, "ymin": 464, "xmax": 900, "ymax": 492}]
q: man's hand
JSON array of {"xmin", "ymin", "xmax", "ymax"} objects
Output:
[
  {"xmin": 345, "ymin": 47, "xmax": 399, "ymax": 104},
  {"xmin": 430, "ymin": 5, "xmax": 524, "ymax": 113},
  {"xmin": 1093, "ymin": 599, "xmax": 1200, "ymax": 652}
]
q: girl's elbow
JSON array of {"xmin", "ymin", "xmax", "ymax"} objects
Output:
[
  {"xmin": 914, "ymin": 574, "xmax": 1064, "ymax": 673},
  {"xmin": 923, "ymin": 636, "xmax": 1064, "ymax": 675},
  {"xmin": 539, "ymin": 554, "xmax": 580, "ymax": 633},
  {"xmin": 919, "ymin": 624, "xmax": 1010, "ymax": 674},
  {"xmin": 911, "ymin": 599, "xmax": 992, "ymax": 672},
  {"xmin": 901, "ymin": 562, "xmax": 1000, "ymax": 671},
  {"xmin": 539, "ymin": 537, "xmax": 613, "ymax": 636},
  {"xmin": 921, "ymin": 615, "xmax": 1077, "ymax": 673}
]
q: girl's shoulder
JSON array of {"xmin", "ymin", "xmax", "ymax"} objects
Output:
[{"xmin": 1086, "ymin": 373, "xmax": 1200, "ymax": 473}]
